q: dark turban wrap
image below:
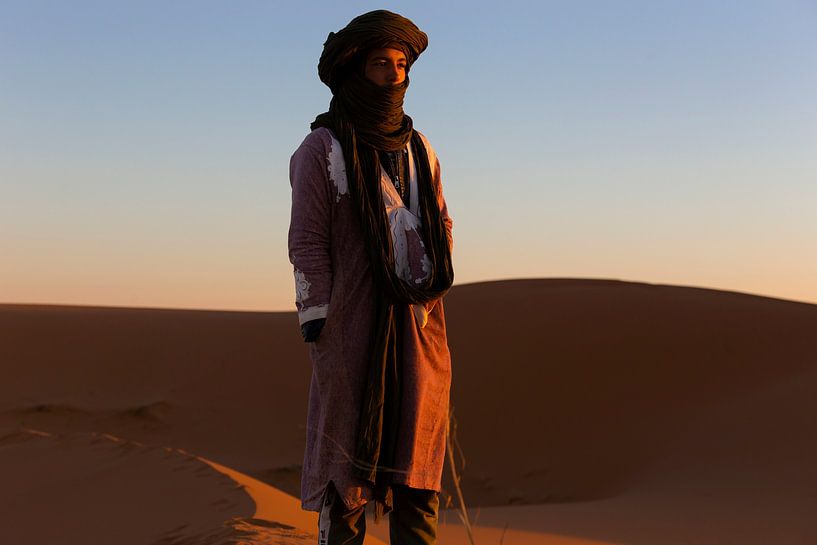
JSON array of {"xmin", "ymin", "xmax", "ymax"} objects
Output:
[{"xmin": 310, "ymin": 10, "xmax": 454, "ymax": 518}]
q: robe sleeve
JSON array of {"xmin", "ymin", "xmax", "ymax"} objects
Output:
[{"xmin": 288, "ymin": 141, "xmax": 333, "ymax": 325}]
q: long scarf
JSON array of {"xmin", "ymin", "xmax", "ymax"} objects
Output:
[{"xmin": 311, "ymin": 24, "xmax": 454, "ymax": 515}]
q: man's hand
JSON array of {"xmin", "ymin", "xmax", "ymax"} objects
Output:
[{"xmin": 301, "ymin": 318, "xmax": 326, "ymax": 343}]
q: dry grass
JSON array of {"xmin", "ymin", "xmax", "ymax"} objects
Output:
[{"xmin": 446, "ymin": 409, "xmax": 477, "ymax": 545}]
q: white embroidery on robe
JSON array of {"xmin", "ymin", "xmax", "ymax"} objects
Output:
[
  {"xmin": 294, "ymin": 269, "xmax": 311, "ymax": 306},
  {"xmin": 298, "ymin": 303, "xmax": 328, "ymax": 325},
  {"xmin": 379, "ymin": 141, "xmax": 433, "ymax": 285},
  {"xmin": 389, "ymin": 208, "xmax": 424, "ymax": 283},
  {"xmin": 327, "ymin": 138, "xmax": 348, "ymax": 202}
]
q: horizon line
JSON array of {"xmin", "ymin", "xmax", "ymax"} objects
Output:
[{"xmin": 2, "ymin": 276, "xmax": 816, "ymax": 312}]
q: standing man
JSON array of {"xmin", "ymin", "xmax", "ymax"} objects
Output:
[{"xmin": 287, "ymin": 10, "xmax": 454, "ymax": 545}]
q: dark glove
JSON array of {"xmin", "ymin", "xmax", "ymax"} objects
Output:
[{"xmin": 301, "ymin": 318, "xmax": 326, "ymax": 343}]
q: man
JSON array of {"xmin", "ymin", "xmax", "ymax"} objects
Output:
[{"xmin": 288, "ymin": 10, "xmax": 454, "ymax": 545}]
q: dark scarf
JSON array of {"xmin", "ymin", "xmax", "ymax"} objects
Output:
[{"xmin": 310, "ymin": 10, "xmax": 454, "ymax": 516}]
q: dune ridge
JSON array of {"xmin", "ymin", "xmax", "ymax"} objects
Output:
[{"xmin": 0, "ymin": 427, "xmax": 386, "ymax": 545}]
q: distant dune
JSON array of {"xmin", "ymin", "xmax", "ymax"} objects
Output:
[{"xmin": 1, "ymin": 279, "xmax": 816, "ymax": 544}]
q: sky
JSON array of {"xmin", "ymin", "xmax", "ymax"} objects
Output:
[{"xmin": 2, "ymin": 0, "xmax": 816, "ymax": 311}]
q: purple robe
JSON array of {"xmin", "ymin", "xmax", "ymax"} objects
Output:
[{"xmin": 287, "ymin": 127, "xmax": 453, "ymax": 512}]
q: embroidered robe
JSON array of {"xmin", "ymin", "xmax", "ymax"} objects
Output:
[{"xmin": 288, "ymin": 126, "xmax": 453, "ymax": 512}]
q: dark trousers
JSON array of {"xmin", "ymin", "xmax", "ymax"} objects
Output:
[{"xmin": 318, "ymin": 482, "xmax": 439, "ymax": 545}]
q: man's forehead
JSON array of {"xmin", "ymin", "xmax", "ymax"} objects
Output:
[{"xmin": 366, "ymin": 47, "xmax": 408, "ymax": 61}]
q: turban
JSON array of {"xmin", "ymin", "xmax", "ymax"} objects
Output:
[{"xmin": 317, "ymin": 10, "xmax": 429, "ymax": 93}]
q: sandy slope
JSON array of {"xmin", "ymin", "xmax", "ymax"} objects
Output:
[
  {"xmin": 443, "ymin": 280, "xmax": 817, "ymax": 504},
  {"xmin": 0, "ymin": 427, "xmax": 284, "ymax": 544},
  {"xmin": 2, "ymin": 278, "xmax": 816, "ymax": 544},
  {"xmin": 0, "ymin": 427, "xmax": 386, "ymax": 545}
]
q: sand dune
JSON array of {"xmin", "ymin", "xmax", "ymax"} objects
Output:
[
  {"xmin": 442, "ymin": 280, "xmax": 817, "ymax": 499},
  {"xmin": 2, "ymin": 278, "xmax": 816, "ymax": 544},
  {"xmin": 0, "ymin": 427, "xmax": 275, "ymax": 544},
  {"xmin": 0, "ymin": 427, "xmax": 386, "ymax": 545}
]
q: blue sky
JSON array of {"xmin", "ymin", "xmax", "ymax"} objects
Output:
[{"xmin": 2, "ymin": 1, "xmax": 816, "ymax": 310}]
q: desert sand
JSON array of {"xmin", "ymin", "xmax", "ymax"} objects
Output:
[{"xmin": 1, "ymin": 278, "xmax": 816, "ymax": 544}]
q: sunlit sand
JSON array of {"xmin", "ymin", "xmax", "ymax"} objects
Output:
[{"xmin": 2, "ymin": 279, "xmax": 816, "ymax": 544}]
